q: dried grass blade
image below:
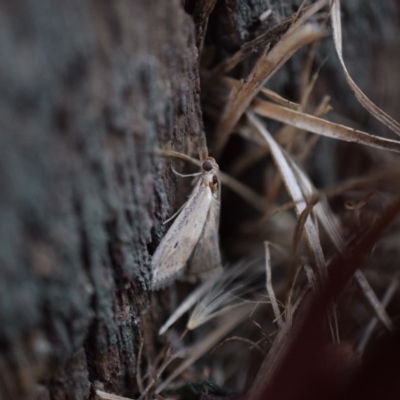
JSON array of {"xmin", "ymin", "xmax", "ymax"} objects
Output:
[
  {"xmin": 354, "ymin": 269, "xmax": 394, "ymax": 332},
  {"xmin": 357, "ymin": 277, "xmax": 399, "ymax": 354},
  {"xmin": 292, "ymin": 200, "xmax": 319, "ymax": 260},
  {"xmin": 216, "ymin": 22, "xmax": 327, "ymax": 155},
  {"xmin": 139, "ymin": 350, "xmax": 186, "ymax": 400},
  {"xmin": 286, "ymin": 263, "xmax": 304, "ymax": 324},
  {"xmin": 230, "ymin": 145, "xmax": 269, "ymax": 176},
  {"xmin": 304, "ymin": 264, "xmax": 317, "ymax": 291},
  {"xmin": 188, "ymin": 302, "xmax": 247, "ymax": 331},
  {"xmin": 194, "ymin": 0, "xmax": 217, "ymax": 51},
  {"xmin": 211, "ymin": 336, "xmax": 267, "ymax": 356},
  {"xmin": 158, "ymin": 278, "xmax": 216, "ymax": 335},
  {"xmin": 264, "ymin": 242, "xmax": 284, "ymax": 327},
  {"xmin": 287, "ymin": 0, "xmax": 328, "ymax": 34},
  {"xmin": 289, "ymin": 157, "xmax": 395, "ymax": 332},
  {"xmin": 331, "ymin": 0, "xmax": 400, "ymax": 137},
  {"xmin": 136, "ymin": 337, "xmax": 145, "ymax": 393},
  {"xmin": 247, "ymin": 112, "xmax": 339, "ymax": 343},
  {"xmin": 247, "ymin": 290, "xmax": 311, "ymax": 400},
  {"xmin": 155, "ymin": 308, "xmax": 250, "ymax": 394},
  {"xmin": 247, "ymin": 112, "xmax": 327, "ymax": 282},
  {"xmin": 207, "ymin": 5, "xmax": 313, "ymax": 80},
  {"xmin": 252, "ymin": 99, "xmax": 400, "ymax": 153},
  {"xmin": 95, "ymin": 390, "xmax": 134, "ymax": 400},
  {"xmin": 299, "ymin": 57, "xmax": 325, "ymax": 111},
  {"xmin": 219, "ymin": 169, "xmax": 265, "ymax": 212},
  {"xmin": 250, "ymin": 196, "xmax": 400, "ymax": 400},
  {"xmin": 187, "ymin": 259, "xmax": 264, "ymax": 330},
  {"xmin": 261, "ymin": 88, "xmax": 300, "ymax": 110},
  {"xmin": 288, "ymin": 158, "xmax": 343, "ymax": 250}
]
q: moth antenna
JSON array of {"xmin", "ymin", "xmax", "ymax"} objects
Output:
[
  {"xmin": 199, "ymin": 143, "xmax": 209, "ymax": 161},
  {"xmin": 156, "ymin": 149, "xmax": 264, "ymax": 211},
  {"xmin": 171, "ymin": 166, "xmax": 202, "ymax": 178}
]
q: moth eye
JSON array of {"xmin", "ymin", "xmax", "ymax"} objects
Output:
[{"xmin": 202, "ymin": 160, "xmax": 213, "ymax": 171}]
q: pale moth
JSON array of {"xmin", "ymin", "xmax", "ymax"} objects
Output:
[{"xmin": 151, "ymin": 157, "xmax": 222, "ymax": 290}]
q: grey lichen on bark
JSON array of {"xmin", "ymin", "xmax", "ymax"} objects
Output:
[{"xmin": 0, "ymin": 0, "xmax": 205, "ymax": 398}]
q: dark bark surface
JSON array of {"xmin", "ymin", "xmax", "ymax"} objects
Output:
[
  {"xmin": 0, "ymin": 0, "xmax": 399, "ymax": 399},
  {"xmin": 0, "ymin": 1, "xmax": 203, "ymax": 399}
]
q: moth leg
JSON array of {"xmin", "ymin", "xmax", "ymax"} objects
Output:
[
  {"xmin": 163, "ymin": 199, "xmax": 189, "ymax": 225},
  {"xmin": 171, "ymin": 166, "xmax": 202, "ymax": 178}
]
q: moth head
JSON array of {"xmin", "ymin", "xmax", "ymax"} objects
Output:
[
  {"xmin": 202, "ymin": 157, "xmax": 219, "ymax": 194},
  {"xmin": 202, "ymin": 157, "xmax": 218, "ymax": 172}
]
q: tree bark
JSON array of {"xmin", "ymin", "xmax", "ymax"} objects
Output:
[{"xmin": 0, "ymin": 1, "xmax": 203, "ymax": 399}]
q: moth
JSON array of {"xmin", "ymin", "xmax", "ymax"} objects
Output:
[{"xmin": 151, "ymin": 157, "xmax": 222, "ymax": 290}]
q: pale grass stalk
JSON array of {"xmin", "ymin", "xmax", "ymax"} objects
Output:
[
  {"xmin": 187, "ymin": 259, "xmax": 264, "ymax": 330},
  {"xmin": 291, "ymin": 200, "xmax": 319, "ymax": 261},
  {"xmin": 247, "ymin": 113, "xmax": 327, "ymax": 282},
  {"xmin": 304, "ymin": 264, "xmax": 317, "ymax": 291},
  {"xmin": 252, "ymin": 99, "xmax": 400, "ymax": 153},
  {"xmin": 207, "ymin": 0, "xmax": 315, "ymax": 80},
  {"xmin": 314, "ymin": 94, "xmax": 332, "ymax": 117},
  {"xmin": 136, "ymin": 337, "xmax": 145, "ymax": 393},
  {"xmin": 264, "ymin": 242, "xmax": 283, "ymax": 327},
  {"xmin": 286, "ymin": 0, "xmax": 328, "ymax": 34},
  {"xmin": 260, "ymin": 88, "xmax": 300, "ymax": 110},
  {"xmin": 210, "ymin": 336, "xmax": 267, "ymax": 356},
  {"xmin": 285, "ymin": 263, "xmax": 303, "ymax": 324},
  {"xmin": 95, "ymin": 390, "xmax": 133, "ymax": 400},
  {"xmin": 330, "ymin": 0, "xmax": 400, "ymax": 137},
  {"xmin": 357, "ymin": 278, "xmax": 399, "ymax": 354},
  {"xmin": 194, "ymin": 0, "xmax": 217, "ymax": 51},
  {"xmin": 259, "ymin": 9, "xmax": 272, "ymax": 22},
  {"xmin": 155, "ymin": 308, "xmax": 251, "ymax": 394},
  {"xmin": 216, "ymin": 19, "xmax": 327, "ymax": 155},
  {"xmin": 158, "ymin": 277, "xmax": 216, "ymax": 335},
  {"xmin": 138, "ymin": 350, "xmax": 187, "ymax": 400},
  {"xmin": 188, "ymin": 295, "xmax": 248, "ymax": 331},
  {"xmin": 354, "ymin": 269, "xmax": 394, "ymax": 332},
  {"xmin": 229, "ymin": 145, "xmax": 269, "ymax": 176},
  {"xmin": 247, "ymin": 112, "xmax": 340, "ymax": 343},
  {"xmin": 290, "ymin": 158, "xmax": 395, "ymax": 332}
]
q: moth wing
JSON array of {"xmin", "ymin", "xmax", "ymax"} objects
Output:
[
  {"xmin": 151, "ymin": 182, "xmax": 212, "ymax": 289},
  {"xmin": 186, "ymin": 197, "xmax": 222, "ymax": 281}
]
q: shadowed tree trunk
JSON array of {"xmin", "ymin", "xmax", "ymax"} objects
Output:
[
  {"xmin": 0, "ymin": 1, "xmax": 204, "ymax": 398},
  {"xmin": 0, "ymin": 0, "xmax": 399, "ymax": 399}
]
